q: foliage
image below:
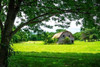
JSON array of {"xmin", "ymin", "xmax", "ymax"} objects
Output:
[
  {"xmin": 89, "ymin": 34, "xmax": 98, "ymax": 41},
  {"xmin": 44, "ymin": 38, "xmax": 58, "ymax": 44},
  {"xmin": 73, "ymin": 32, "xmax": 81, "ymax": 40},
  {"xmin": 12, "ymin": 30, "xmax": 28, "ymax": 43},
  {"xmin": 56, "ymin": 29, "xmax": 66, "ymax": 33},
  {"xmin": 63, "ymin": 37, "xmax": 70, "ymax": 44},
  {"xmin": 44, "ymin": 36, "xmax": 54, "ymax": 44},
  {"xmin": 43, "ymin": 32, "xmax": 59, "ymax": 44},
  {"xmin": 29, "ymin": 34, "xmax": 37, "ymax": 41},
  {"xmin": 1, "ymin": 0, "xmax": 100, "ymax": 41},
  {"xmin": 81, "ymin": 28, "xmax": 99, "ymax": 42},
  {"xmin": 52, "ymin": 38, "xmax": 58, "ymax": 43},
  {"xmin": 11, "ymin": 30, "xmax": 56, "ymax": 43},
  {"xmin": 43, "ymin": 32, "xmax": 55, "ymax": 44},
  {"xmin": 44, "ymin": 36, "xmax": 58, "ymax": 44}
]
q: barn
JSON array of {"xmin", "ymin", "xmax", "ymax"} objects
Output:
[{"xmin": 52, "ymin": 31, "xmax": 74, "ymax": 44}]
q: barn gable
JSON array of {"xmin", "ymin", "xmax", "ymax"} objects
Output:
[{"xmin": 52, "ymin": 31, "xmax": 74, "ymax": 44}]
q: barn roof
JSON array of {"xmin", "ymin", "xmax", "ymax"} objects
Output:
[
  {"xmin": 52, "ymin": 31, "xmax": 74, "ymax": 39},
  {"xmin": 52, "ymin": 32, "xmax": 63, "ymax": 39}
]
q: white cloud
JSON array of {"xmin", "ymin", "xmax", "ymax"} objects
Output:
[
  {"xmin": 41, "ymin": 20, "xmax": 82, "ymax": 34},
  {"xmin": 15, "ymin": 15, "xmax": 82, "ymax": 34}
]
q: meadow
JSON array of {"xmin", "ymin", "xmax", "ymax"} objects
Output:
[{"xmin": 8, "ymin": 41, "xmax": 100, "ymax": 67}]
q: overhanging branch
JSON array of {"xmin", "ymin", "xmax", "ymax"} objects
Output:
[
  {"xmin": 10, "ymin": 6, "xmax": 90, "ymax": 36},
  {"xmin": 10, "ymin": 12, "xmax": 58, "ymax": 36},
  {"xmin": 40, "ymin": 6, "xmax": 91, "ymax": 15}
]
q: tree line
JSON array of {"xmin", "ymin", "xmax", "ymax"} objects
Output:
[
  {"xmin": 7, "ymin": 27, "xmax": 100, "ymax": 44},
  {"xmin": 74, "ymin": 27, "xmax": 100, "ymax": 42}
]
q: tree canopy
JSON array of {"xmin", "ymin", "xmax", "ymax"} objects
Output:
[
  {"xmin": 81, "ymin": 28, "xmax": 99, "ymax": 41},
  {"xmin": 0, "ymin": 0, "xmax": 100, "ymax": 37}
]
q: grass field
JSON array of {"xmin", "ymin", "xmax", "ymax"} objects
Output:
[{"xmin": 8, "ymin": 41, "xmax": 100, "ymax": 67}]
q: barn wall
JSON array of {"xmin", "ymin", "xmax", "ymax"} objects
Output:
[{"xmin": 57, "ymin": 32, "xmax": 74, "ymax": 44}]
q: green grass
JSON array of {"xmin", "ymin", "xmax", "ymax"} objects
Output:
[
  {"xmin": 9, "ymin": 41, "xmax": 100, "ymax": 67},
  {"xmin": 12, "ymin": 41, "xmax": 100, "ymax": 53}
]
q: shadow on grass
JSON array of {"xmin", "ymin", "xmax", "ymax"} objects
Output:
[{"xmin": 8, "ymin": 52, "xmax": 100, "ymax": 67}]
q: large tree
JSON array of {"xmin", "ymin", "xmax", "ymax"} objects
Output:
[{"xmin": 0, "ymin": 0, "xmax": 100, "ymax": 67}]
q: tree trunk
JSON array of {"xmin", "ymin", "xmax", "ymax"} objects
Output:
[{"xmin": 0, "ymin": 35, "xmax": 11, "ymax": 67}]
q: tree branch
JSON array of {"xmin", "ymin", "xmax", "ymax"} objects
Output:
[
  {"xmin": 25, "ymin": 13, "xmax": 49, "ymax": 24},
  {"xmin": 10, "ymin": 8, "xmax": 81, "ymax": 36},
  {"xmin": 22, "ymin": 0, "xmax": 38, "ymax": 6},
  {"xmin": 10, "ymin": 4, "xmax": 90, "ymax": 36},
  {"xmin": 39, "ymin": 6, "xmax": 91, "ymax": 15},
  {"xmin": 10, "ymin": 12, "xmax": 58, "ymax": 36}
]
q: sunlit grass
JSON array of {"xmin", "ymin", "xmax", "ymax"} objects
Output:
[{"xmin": 12, "ymin": 41, "xmax": 100, "ymax": 53}]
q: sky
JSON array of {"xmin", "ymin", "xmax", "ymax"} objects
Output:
[
  {"xmin": 41, "ymin": 19, "xmax": 82, "ymax": 34},
  {"xmin": 15, "ymin": 14, "xmax": 82, "ymax": 34}
]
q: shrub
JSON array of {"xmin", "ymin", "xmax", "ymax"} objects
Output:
[
  {"xmin": 44, "ymin": 35, "xmax": 53, "ymax": 44},
  {"xmin": 52, "ymin": 38, "xmax": 58, "ymax": 43},
  {"xmin": 44, "ymin": 38, "xmax": 53, "ymax": 44},
  {"xmin": 89, "ymin": 34, "xmax": 98, "ymax": 41},
  {"xmin": 73, "ymin": 32, "xmax": 81, "ymax": 40},
  {"xmin": 64, "ymin": 37, "xmax": 70, "ymax": 44},
  {"xmin": 44, "ymin": 37, "xmax": 58, "ymax": 44}
]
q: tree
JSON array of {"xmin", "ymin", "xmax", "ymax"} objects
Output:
[
  {"xmin": 81, "ymin": 28, "xmax": 99, "ymax": 42},
  {"xmin": 0, "ymin": 0, "xmax": 100, "ymax": 67},
  {"xmin": 64, "ymin": 37, "xmax": 70, "ymax": 44},
  {"xmin": 44, "ymin": 32, "xmax": 55, "ymax": 44},
  {"xmin": 89, "ymin": 34, "xmax": 98, "ymax": 41},
  {"xmin": 56, "ymin": 29, "xmax": 66, "ymax": 33},
  {"xmin": 73, "ymin": 32, "xmax": 81, "ymax": 40},
  {"xmin": 12, "ymin": 30, "xmax": 28, "ymax": 43}
]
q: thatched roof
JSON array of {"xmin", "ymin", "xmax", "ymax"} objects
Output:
[{"xmin": 52, "ymin": 31, "xmax": 74, "ymax": 39}]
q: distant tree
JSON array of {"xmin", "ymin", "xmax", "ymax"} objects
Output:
[
  {"xmin": 12, "ymin": 30, "xmax": 28, "ymax": 43},
  {"xmin": 89, "ymin": 34, "xmax": 98, "ymax": 41},
  {"xmin": 56, "ymin": 29, "xmax": 66, "ymax": 33},
  {"xmin": 81, "ymin": 28, "xmax": 99, "ymax": 42},
  {"xmin": 44, "ymin": 35, "xmax": 53, "ymax": 44},
  {"xmin": 29, "ymin": 34, "xmax": 37, "ymax": 41},
  {"xmin": 12, "ymin": 33, "xmax": 21, "ymax": 43},
  {"xmin": 44, "ymin": 32, "xmax": 55, "ymax": 44},
  {"xmin": 73, "ymin": 32, "xmax": 81, "ymax": 40}
]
